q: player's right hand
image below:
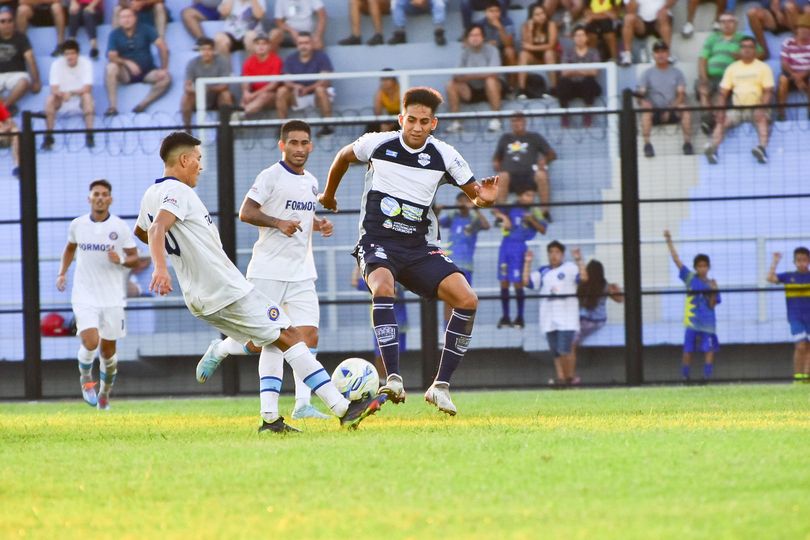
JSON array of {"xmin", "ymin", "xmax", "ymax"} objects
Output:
[
  {"xmin": 318, "ymin": 193, "xmax": 338, "ymax": 212},
  {"xmin": 149, "ymin": 267, "xmax": 173, "ymax": 296},
  {"xmin": 56, "ymin": 274, "xmax": 66, "ymax": 292},
  {"xmin": 278, "ymin": 219, "xmax": 302, "ymax": 237}
]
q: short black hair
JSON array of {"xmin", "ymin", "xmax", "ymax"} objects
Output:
[
  {"xmin": 795, "ymin": 246, "xmax": 810, "ymax": 258},
  {"xmin": 547, "ymin": 240, "xmax": 565, "ymax": 253},
  {"xmin": 62, "ymin": 39, "xmax": 79, "ymax": 53},
  {"xmin": 466, "ymin": 23, "xmax": 486, "ymax": 38},
  {"xmin": 297, "ymin": 31, "xmax": 312, "ymax": 39},
  {"xmin": 483, "ymin": 0, "xmax": 501, "ymax": 9},
  {"xmin": 694, "ymin": 254, "xmax": 711, "ymax": 267},
  {"xmin": 159, "ymin": 131, "xmax": 201, "ymax": 163},
  {"xmin": 280, "ymin": 119, "xmax": 311, "ymax": 141},
  {"xmin": 740, "ymin": 36, "xmax": 756, "ymax": 46},
  {"xmin": 196, "ymin": 36, "xmax": 214, "ymax": 49},
  {"xmin": 402, "ymin": 86, "xmax": 443, "ymax": 114},
  {"xmin": 89, "ymin": 179, "xmax": 112, "ymax": 193},
  {"xmin": 572, "ymin": 24, "xmax": 587, "ymax": 35}
]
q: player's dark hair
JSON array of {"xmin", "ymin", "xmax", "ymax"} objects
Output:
[
  {"xmin": 694, "ymin": 254, "xmax": 710, "ymax": 267},
  {"xmin": 740, "ymin": 36, "xmax": 756, "ymax": 46},
  {"xmin": 795, "ymin": 246, "xmax": 810, "ymax": 258},
  {"xmin": 402, "ymin": 86, "xmax": 443, "ymax": 114},
  {"xmin": 298, "ymin": 31, "xmax": 312, "ymax": 39},
  {"xmin": 280, "ymin": 120, "xmax": 311, "ymax": 141},
  {"xmin": 547, "ymin": 240, "xmax": 565, "ymax": 253},
  {"xmin": 465, "ymin": 23, "xmax": 486, "ymax": 39},
  {"xmin": 578, "ymin": 260, "xmax": 607, "ymax": 311},
  {"xmin": 483, "ymin": 0, "xmax": 501, "ymax": 10},
  {"xmin": 89, "ymin": 179, "xmax": 112, "ymax": 193},
  {"xmin": 61, "ymin": 39, "xmax": 79, "ymax": 53},
  {"xmin": 159, "ymin": 131, "xmax": 201, "ymax": 163},
  {"xmin": 516, "ymin": 186, "xmax": 536, "ymax": 197}
]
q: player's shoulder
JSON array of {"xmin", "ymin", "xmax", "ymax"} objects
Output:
[
  {"xmin": 355, "ymin": 130, "xmax": 399, "ymax": 149},
  {"xmin": 427, "ymin": 134, "xmax": 462, "ymax": 158}
]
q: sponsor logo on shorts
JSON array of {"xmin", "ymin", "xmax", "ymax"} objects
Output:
[
  {"xmin": 385, "ymin": 149, "xmax": 398, "ymax": 158},
  {"xmin": 375, "ymin": 325, "xmax": 397, "ymax": 344},
  {"xmin": 380, "ymin": 196, "xmax": 401, "ymax": 217},
  {"xmin": 383, "ymin": 219, "xmax": 393, "ymax": 229},
  {"xmin": 455, "ymin": 336, "xmax": 471, "ymax": 353},
  {"xmin": 374, "ymin": 246, "xmax": 388, "ymax": 260},
  {"xmin": 417, "ymin": 152, "xmax": 431, "ymax": 167},
  {"xmin": 401, "ymin": 203, "xmax": 424, "ymax": 222},
  {"xmin": 266, "ymin": 306, "xmax": 280, "ymax": 321},
  {"xmin": 109, "ymin": 232, "xmax": 118, "ymax": 240}
]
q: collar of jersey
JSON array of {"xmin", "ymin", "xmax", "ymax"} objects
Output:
[
  {"xmin": 398, "ymin": 132, "xmax": 430, "ymax": 154},
  {"xmin": 278, "ymin": 160, "xmax": 304, "ymax": 176},
  {"xmin": 88, "ymin": 212, "xmax": 111, "ymax": 223},
  {"xmin": 154, "ymin": 176, "xmax": 181, "ymax": 184}
]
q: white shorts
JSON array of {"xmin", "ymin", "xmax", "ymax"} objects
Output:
[
  {"xmin": 249, "ymin": 277, "xmax": 320, "ymax": 327},
  {"xmin": 72, "ymin": 304, "xmax": 127, "ymax": 341},
  {"xmin": 59, "ymin": 95, "xmax": 83, "ymax": 114},
  {"xmin": 0, "ymin": 72, "xmax": 30, "ymax": 93},
  {"xmin": 196, "ymin": 291, "xmax": 291, "ymax": 348},
  {"xmin": 291, "ymin": 87, "xmax": 335, "ymax": 111}
]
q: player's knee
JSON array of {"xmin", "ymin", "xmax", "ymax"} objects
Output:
[
  {"xmin": 454, "ymin": 289, "xmax": 478, "ymax": 310},
  {"xmin": 100, "ymin": 343, "xmax": 116, "ymax": 359},
  {"xmin": 245, "ymin": 341, "xmax": 261, "ymax": 354},
  {"xmin": 82, "ymin": 335, "xmax": 99, "ymax": 350},
  {"xmin": 106, "ymin": 63, "xmax": 119, "ymax": 76}
]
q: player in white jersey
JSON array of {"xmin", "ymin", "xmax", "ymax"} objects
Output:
[
  {"xmin": 133, "ymin": 131, "xmax": 385, "ymax": 432},
  {"xmin": 320, "ymin": 86, "xmax": 499, "ymax": 416},
  {"xmin": 56, "ymin": 179, "xmax": 139, "ymax": 410},
  {"xmin": 204, "ymin": 120, "xmax": 335, "ymax": 421}
]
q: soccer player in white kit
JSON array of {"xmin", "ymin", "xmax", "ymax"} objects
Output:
[
  {"xmin": 203, "ymin": 120, "xmax": 334, "ymax": 421},
  {"xmin": 56, "ymin": 179, "xmax": 139, "ymax": 410},
  {"xmin": 134, "ymin": 131, "xmax": 385, "ymax": 432}
]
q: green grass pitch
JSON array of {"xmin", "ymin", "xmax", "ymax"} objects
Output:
[{"xmin": 1, "ymin": 385, "xmax": 809, "ymax": 539}]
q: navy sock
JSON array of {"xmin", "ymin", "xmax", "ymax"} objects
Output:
[
  {"xmin": 681, "ymin": 364, "xmax": 691, "ymax": 379},
  {"xmin": 372, "ymin": 296, "xmax": 400, "ymax": 377},
  {"xmin": 703, "ymin": 363, "xmax": 714, "ymax": 378},
  {"xmin": 515, "ymin": 287, "xmax": 525, "ymax": 319},
  {"xmin": 436, "ymin": 308, "xmax": 476, "ymax": 383},
  {"xmin": 500, "ymin": 288, "xmax": 510, "ymax": 319}
]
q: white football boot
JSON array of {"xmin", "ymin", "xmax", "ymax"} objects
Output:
[
  {"xmin": 424, "ymin": 382, "xmax": 457, "ymax": 416},
  {"xmin": 378, "ymin": 374, "xmax": 406, "ymax": 404}
]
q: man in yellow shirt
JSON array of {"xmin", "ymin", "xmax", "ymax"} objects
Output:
[{"xmin": 705, "ymin": 36, "xmax": 774, "ymax": 165}]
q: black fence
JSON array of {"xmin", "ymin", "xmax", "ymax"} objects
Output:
[{"xmin": 2, "ymin": 92, "xmax": 807, "ymax": 400}]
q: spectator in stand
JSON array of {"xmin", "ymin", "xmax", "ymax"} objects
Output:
[
  {"xmin": 681, "ymin": 0, "xmax": 727, "ymax": 38},
  {"xmin": 276, "ymin": 32, "xmax": 334, "ymax": 136},
  {"xmin": 113, "ymin": 0, "xmax": 168, "ymax": 38},
  {"xmin": 461, "ymin": 0, "xmax": 510, "ymax": 31},
  {"xmin": 704, "ymin": 37, "xmax": 774, "ymax": 165},
  {"xmin": 214, "ymin": 0, "xmax": 266, "ymax": 66},
  {"xmin": 476, "ymin": 0, "xmax": 517, "ymax": 71},
  {"xmin": 747, "ymin": 0, "xmax": 808, "ymax": 59},
  {"xmin": 181, "ymin": 0, "xmax": 222, "ymax": 40},
  {"xmin": 620, "ymin": 0, "xmax": 674, "ymax": 66},
  {"xmin": 239, "ymin": 32, "xmax": 282, "ymax": 117},
  {"xmin": 637, "ymin": 40, "xmax": 693, "ymax": 158},
  {"xmin": 42, "ymin": 40, "xmax": 94, "ymax": 150},
  {"xmin": 446, "ymin": 24, "xmax": 505, "ymax": 133},
  {"xmin": 0, "ymin": 7, "xmax": 41, "ymax": 114},
  {"xmin": 0, "ymin": 98, "xmax": 19, "ymax": 177},
  {"xmin": 543, "ymin": 0, "xmax": 585, "ymax": 31},
  {"xmin": 584, "ymin": 0, "xmax": 620, "ymax": 61},
  {"xmin": 517, "ymin": 3, "xmax": 558, "ymax": 96},
  {"xmin": 105, "ymin": 7, "xmax": 171, "ymax": 115},
  {"xmin": 271, "ymin": 0, "xmax": 326, "ymax": 50},
  {"xmin": 696, "ymin": 14, "xmax": 762, "ymax": 135},
  {"xmin": 181, "ymin": 37, "xmax": 232, "ymax": 129},
  {"xmin": 67, "ymin": 0, "xmax": 103, "ymax": 59},
  {"xmin": 389, "ymin": 0, "xmax": 447, "ymax": 46},
  {"xmin": 492, "ymin": 112, "xmax": 556, "ymax": 220},
  {"xmin": 574, "ymin": 259, "xmax": 623, "ymax": 351},
  {"xmin": 338, "ymin": 0, "xmax": 389, "ymax": 45},
  {"xmin": 367, "ymin": 68, "xmax": 400, "ymax": 132},
  {"xmin": 777, "ymin": 13, "xmax": 810, "ymax": 120},
  {"xmin": 557, "ymin": 26, "xmax": 602, "ymax": 127},
  {"xmin": 16, "ymin": 0, "xmax": 66, "ymax": 56}
]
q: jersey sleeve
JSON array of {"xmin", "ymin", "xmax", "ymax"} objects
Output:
[
  {"xmin": 438, "ymin": 142, "xmax": 475, "ymax": 186},
  {"xmin": 776, "ymin": 272, "xmax": 791, "ymax": 284},
  {"xmin": 67, "ymin": 218, "xmax": 78, "ymax": 244},
  {"xmin": 528, "ymin": 269, "xmax": 541, "ymax": 290},
  {"xmin": 158, "ymin": 184, "xmax": 191, "ymax": 221},
  {"xmin": 352, "ymin": 131, "xmax": 390, "ymax": 162},
  {"xmin": 246, "ymin": 169, "xmax": 274, "ymax": 205},
  {"xmin": 678, "ymin": 264, "xmax": 691, "ymax": 284}
]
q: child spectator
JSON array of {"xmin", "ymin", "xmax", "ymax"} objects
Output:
[
  {"xmin": 239, "ymin": 32, "xmax": 282, "ymax": 117},
  {"xmin": 523, "ymin": 240, "xmax": 586, "ymax": 386},
  {"xmin": 181, "ymin": 0, "xmax": 222, "ymax": 40},
  {"xmin": 0, "ymin": 7, "xmax": 42, "ymax": 114},
  {"xmin": 495, "ymin": 188, "xmax": 548, "ymax": 329},
  {"xmin": 181, "ymin": 37, "xmax": 233, "ymax": 129},
  {"xmin": 67, "ymin": 0, "xmax": 103, "ymax": 59},
  {"xmin": 767, "ymin": 248, "xmax": 810, "ymax": 383},
  {"xmin": 556, "ymin": 25, "xmax": 602, "ymax": 127},
  {"xmin": 16, "ymin": 0, "xmax": 66, "ymax": 57},
  {"xmin": 584, "ymin": 0, "xmax": 619, "ymax": 61},
  {"xmin": 213, "ymin": 0, "xmax": 266, "ymax": 66},
  {"xmin": 338, "ymin": 0, "xmax": 389, "ymax": 45},
  {"xmin": 574, "ymin": 259, "xmax": 622, "ymax": 351},
  {"xmin": 664, "ymin": 230, "xmax": 721, "ymax": 382},
  {"xmin": 42, "ymin": 40, "xmax": 95, "ymax": 150},
  {"xmin": 0, "ymin": 98, "xmax": 19, "ymax": 177},
  {"xmin": 776, "ymin": 14, "xmax": 810, "ymax": 121},
  {"xmin": 516, "ymin": 3, "xmax": 558, "ymax": 96},
  {"xmin": 271, "ymin": 0, "xmax": 326, "ymax": 50}
]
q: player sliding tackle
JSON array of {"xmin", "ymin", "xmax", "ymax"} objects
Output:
[
  {"xmin": 134, "ymin": 132, "xmax": 386, "ymax": 432},
  {"xmin": 319, "ymin": 86, "xmax": 499, "ymax": 415}
]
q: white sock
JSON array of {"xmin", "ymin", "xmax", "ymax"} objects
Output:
[
  {"xmin": 259, "ymin": 345, "xmax": 284, "ymax": 423},
  {"xmin": 292, "ymin": 348, "xmax": 317, "ymax": 406},
  {"xmin": 77, "ymin": 346, "xmax": 95, "ymax": 381},
  {"xmin": 283, "ymin": 342, "xmax": 348, "ymax": 417},
  {"xmin": 99, "ymin": 354, "xmax": 118, "ymax": 396},
  {"xmin": 215, "ymin": 337, "xmax": 250, "ymax": 359}
]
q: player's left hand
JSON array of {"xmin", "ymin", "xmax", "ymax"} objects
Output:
[
  {"xmin": 149, "ymin": 267, "xmax": 173, "ymax": 296},
  {"xmin": 318, "ymin": 193, "xmax": 338, "ymax": 212},
  {"xmin": 318, "ymin": 218, "xmax": 334, "ymax": 237},
  {"xmin": 474, "ymin": 175, "xmax": 499, "ymax": 206},
  {"xmin": 107, "ymin": 251, "xmax": 121, "ymax": 265}
]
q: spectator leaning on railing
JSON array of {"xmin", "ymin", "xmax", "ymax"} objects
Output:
[
  {"xmin": 0, "ymin": 6, "xmax": 41, "ymax": 115},
  {"xmin": 777, "ymin": 13, "xmax": 810, "ymax": 120}
]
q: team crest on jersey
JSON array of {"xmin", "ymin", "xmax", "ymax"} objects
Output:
[
  {"xmin": 266, "ymin": 306, "xmax": 280, "ymax": 321},
  {"xmin": 558, "ymin": 272, "xmax": 565, "ymax": 280},
  {"xmin": 109, "ymin": 232, "xmax": 118, "ymax": 240},
  {"xmin": 417, "ymin": 153, "xmax": 431, "ymax": 167},
  {"xmin": 380, "ymin": 196, "xmax": 401, "ymax": 217}
]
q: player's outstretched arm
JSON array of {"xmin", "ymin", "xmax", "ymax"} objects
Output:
[
  {"xmin": 522, "ymin": 250, "xmax": 534, "ymax": 287},
  {"xmin": 147, "ymin": 210, "xmax": 177, "ymax": 296},
  {"xmin": 766, "ymin": 252, "xmax": 782, "ymax": 284},
  {"xmin": 572, "ymin": 248, "xmax": 588, "ymax": 282},
  {"xmin": 663, "ymin": 229, "xmax": 683, "ymax": 268},
  {"xmin": 319, "ymin": 143, "xmax": 360, "ymax": 212},
  {"xmin": 461, "ymin": 176, "xmax": 499, "ymax": 208},
  {"xmin": 55, "ymin": 242, "xmax": 77, "ymax": 292},
  {"xmin": 239, "ymin": 197, "xmax": 302, "ymax": 237}
]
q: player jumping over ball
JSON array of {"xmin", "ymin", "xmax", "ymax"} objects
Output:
[
  {"xmin": 134, "ymin": 132, "xmax": 385, "ymax": 432},
  {"xmin": 319, "ymin": 86, "xmax": 499, "ymax": 416}
]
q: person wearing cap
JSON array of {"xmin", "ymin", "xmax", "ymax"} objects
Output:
[
  {"xmin": 240, "ymin": 32, "xmax": 283, "ymax": 116},
  {"xmin": 181, "ymin": 36, "xmax": 232, "ymax": 129},
  {"xmin": 637, "ymin": 40, "xmax": 692, "ymax": 158},
  {"xmin": 42, "ymin": 39, "xmax": 95, "ymax": 151},
  {"xmin": 271, "ymin": 0, "xmax": 326, "ymax": 50},
  {"xmin": 777, "ymin": 13, "xmax": 810, "ymax": 120},
  {"xmin": 0, "ymin": 5, "xmax": 41, "ymax": 114},
  {"xmin": 704, "ymin": 36, "xmax": 774, "ymax": 165},
  {"xmin": 620, "ymin": 0, "xmax": 674, "ymax": 66}
]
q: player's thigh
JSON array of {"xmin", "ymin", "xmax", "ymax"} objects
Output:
[
  {"xmin": 789, "ymin": 317, "xmax": 809, "ymax": 342},
  {"xmin": 354, "ymin": 240, "xmax": 400, "ymax": 286},
  {"xmin": 436, "ymin": 271, "xmax": 477, "ymax": 308},
  {"xmin": 73, "ymin": 304, "xmax": 102, "ymax": 335},
  {"xmin": 280, "ymin": 280, "xmax": 320, "ymax": 328},
  {"xmin": 198, "ymin": 293, "xmax": 291, "ymax": 348},
  {"xmin": 98, "ymin": 306, "xmax": 127, "ymax": 341},
  {"xmin": 398, "ymin": 247, "xmax": 462, "ymax": 299}
]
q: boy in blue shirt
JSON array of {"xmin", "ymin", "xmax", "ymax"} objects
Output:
[
  {"xmin": 767, "ymin": 247, "xmax": 810, "ymax": 383},
  {"xmin": 664, "ymin": 230, "xmax": 721, "ymax": 381},
  {"xmin": 495, "ymin": 188, "xmax": 548, "ymax": 328}
]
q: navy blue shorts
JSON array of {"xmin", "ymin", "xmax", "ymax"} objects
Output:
[
  {"xmin": 498, "ymin": 242, "xmax": 526, "ymax": 283},
  {"xmin": 354, "ymin": 237, "xmax": 462, "ymax": 299},
  {"xmin": 547, "ymin": 330, "xmax": 575, "ymax": 357},
  {"xmin": 788, "ymin": 314, "xmax": 810, "ymax": 342}
]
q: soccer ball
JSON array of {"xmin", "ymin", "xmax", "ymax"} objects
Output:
[{"xmin": 331, "ymin": 357, "xmax": 379, "ymax": 401}]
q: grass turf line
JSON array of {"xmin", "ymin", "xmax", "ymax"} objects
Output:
[{"xmin": 1, "ymin": 385, "xmax": 809, "ymax": 539}]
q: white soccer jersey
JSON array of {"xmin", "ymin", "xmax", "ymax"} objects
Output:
[
  {"xmin": 136, "ymin": 177, "xmax": 253, "ymax": 316},
  {"xmin": 530, "ymin": 261, "xmax": 581, "ymax": 333},
  {"xmin": 352, "ymin": 131, "xmax": 475, "ymax": 246},
  {"xmin": 68, "ymin": 213, "xmax": 135, "ymax": 308},
  {"xmin": 245, "ymin": 161, "xmax": 318, "ymax": 282}
]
